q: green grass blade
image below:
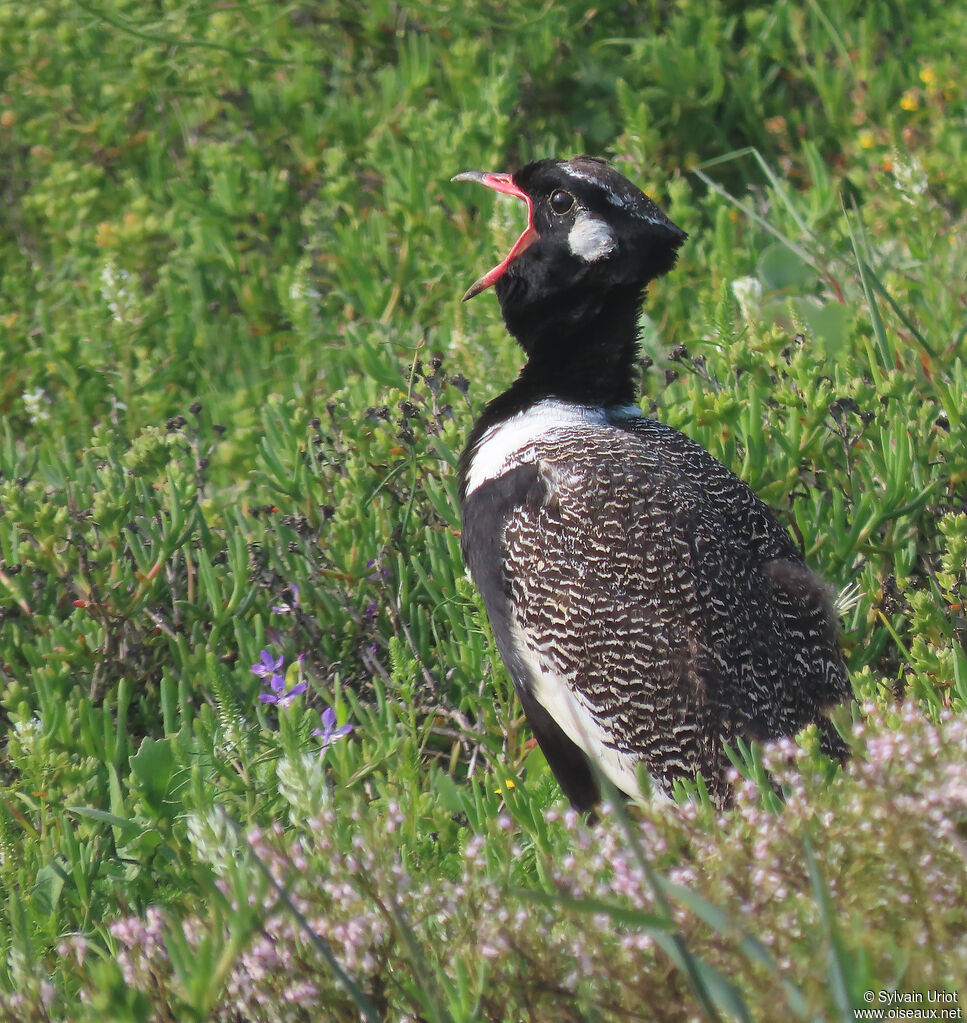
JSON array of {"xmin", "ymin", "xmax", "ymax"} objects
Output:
[{"xmin": 842, "ymin": 199, "xmax": 895, "ymax": 381}]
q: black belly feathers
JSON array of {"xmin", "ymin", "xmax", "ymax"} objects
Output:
[{"xmin": 453, "ymin": 158, "xmax": 851, "ymax": 811}]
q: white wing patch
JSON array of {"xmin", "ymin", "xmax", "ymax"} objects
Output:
[
  {"xmin": 567, "ymin": 211, "xmax": 616, "ymax": 262},
  {"xmin": 464, "ymin": 399, "xmax": 645, "ymax": 498},
  {"xmin": 464, "ymin": 401, "xmax": 606, "ymax": 497}
]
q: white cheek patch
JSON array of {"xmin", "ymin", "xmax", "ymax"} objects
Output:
[{"xmin": 567, "ymin": 211, "xmax": 617, "ymax": 263}]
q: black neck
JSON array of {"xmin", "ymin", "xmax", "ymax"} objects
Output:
[
  {"xmin": 500, "ymin": 284, "xmax": 643, "ymax": 411},
  {"xmin": 458, "ymin": 287, "xmax": 644, "ymax": 500}
]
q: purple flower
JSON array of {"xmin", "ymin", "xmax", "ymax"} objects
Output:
[
  {"xmin": 251, "ymin": 649, "xmax": 283, "ymax": 680},
  {"xmin": 253, "ymin": 649, "xmax": 307, "ymax": 708},
  {"xmin": 258, "ymin": 674, "xmax": 307, "ymax": 709},
  {"xmin": 313, "ymin": 707, "xmax": 354, "ymax": 749},
  {"xmin": 365, "ymin": 558, "xmax": 390, "ymax": 583}
]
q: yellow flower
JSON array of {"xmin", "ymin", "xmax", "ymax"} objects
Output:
[
  {"xmin": 95, "ymin": 221, "xmax": 118, "ymax": 248},
  {"xmin": 919, "ymin": 66, "xmax": 938, "ymax": 87},
  {"xmin": 858, "ymin": 130, "xmax": 875, "ymax": 149},
  {"xmin": 900, "ymin": 90, "xmax": 919, "ymax": 111}
]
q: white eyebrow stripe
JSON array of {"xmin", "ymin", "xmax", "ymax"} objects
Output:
[
  {"xmin": 565, "ymin": 168, "xmax": 629, "ymax": 208},
  {"xmin": 562, "ymin": 165, "xmax": 668, "ymax": 225},
  {"xmin": 567, "ymin": 211, "xmax": 616, "ymax": 262}
]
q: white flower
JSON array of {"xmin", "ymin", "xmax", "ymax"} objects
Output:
[
  {"xmin": 22, "ymin": 387, "xmax": 50, "ymax": 423},
  {"xmin": 891, "ymin": 151, "xmax": 928, "ymax": 204},
  {"xmin": 186, "ymin": 809, "xmax": 239, "ymax": 870},
  {"xmin": 99, "ymin": 261, "xmax": 134, "ymax": 322},
  {"xmin": 731, "ymin": 275, "xmax": 763, "ymax": 321}
]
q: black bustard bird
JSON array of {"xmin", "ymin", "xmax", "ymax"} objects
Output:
[{"xmin": 452, "ymin": 156, "xmax": 851, "ymax": 812}]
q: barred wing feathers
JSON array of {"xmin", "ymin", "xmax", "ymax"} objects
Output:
[{"xmin": 462, "ymin": 417, "xmax": 849, "ymax": 808}]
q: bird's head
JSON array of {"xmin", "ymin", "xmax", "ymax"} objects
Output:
[{"xmin": 453, "ymin": 157, "xmax": 686, "ymax": 348}]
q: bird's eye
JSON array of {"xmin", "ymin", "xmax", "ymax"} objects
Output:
[{"xmin": 549, "ymin": 190, "xmax": 575, "ymax": 215}]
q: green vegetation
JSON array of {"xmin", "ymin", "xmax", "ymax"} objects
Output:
[{"xmin": 1, "ymin": 0, "xmax": 966, "ymax": 1018}]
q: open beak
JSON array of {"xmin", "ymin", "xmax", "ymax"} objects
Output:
[{"xmin": 451, "ymin": 171, "xmax": 538, "ymax": 301}]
